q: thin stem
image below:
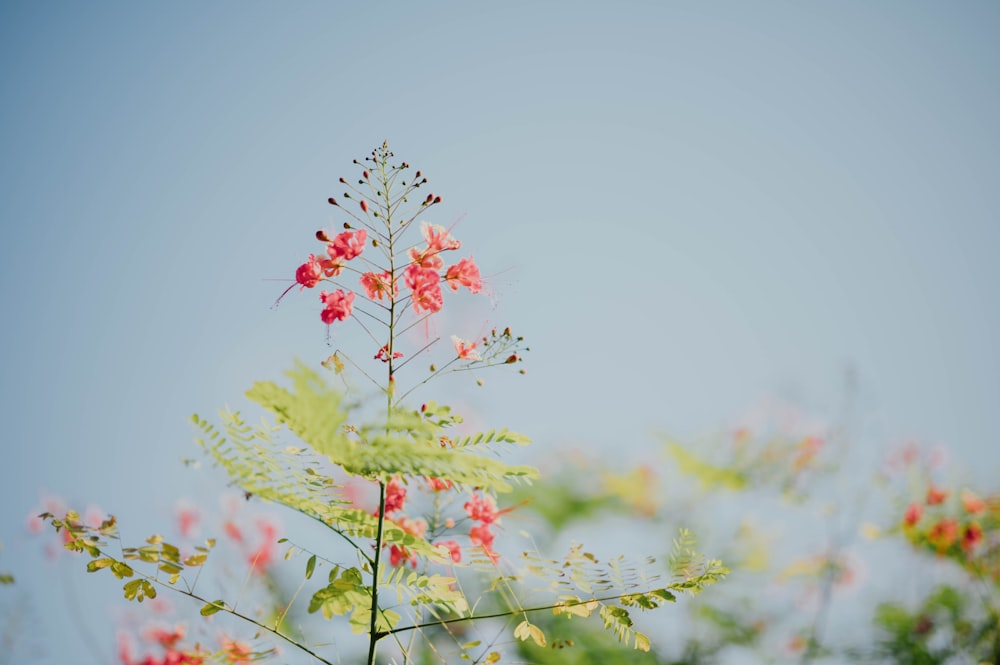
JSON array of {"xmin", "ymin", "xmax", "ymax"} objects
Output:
[
  {"xmin": 366, "ymin": 480, "xmax": 388, "ymax": 664},
  {"xmin": 382, "ymin": 589, "xmax": 666, "ymax": 638}
]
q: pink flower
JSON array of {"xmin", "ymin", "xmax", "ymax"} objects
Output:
[
  {"xmin": 374, "ymin": 345, "xmax": 403, "ymax": 363},
  {"xmin": 384, "ymin": 478, "xmax": 407, "ymax": 514},
  {"xmin": 451, "ymin": 336, "xmax": 481, "ymax": 361},
  {"xmin": 464, "ymin": 493, "xmax": 499, "ymax": 524},
  {"xmin": 962, "ymin": 522, "xmax": 983, "ymax": 553},
  {"xmin": 469, "ymin": 523, "xmax": 498, "ymax": 562},
  {"xmin": 409, "ymin": 246, "xmax": 444, "ymax": 270},
  {"xmin": 320, "ymin": 290, "xmax": 355, "ymax": 324},
  {"xmin": 438, "ymin": 540, "xmax": 462, "ymax": 563},
  {"xmin": 247, "ymin": 518, "xmax": 279, "ymax": 575},
  {"xmin": 220, "ymin": 637, "xmax": 253, "ymax": 664},
  {"xmin": 425, "ymin": 477, "xmax": 453, "ymax": 492},
  {"xmin": 421, "ymin": 222, "xmax": 461, "ymax": 253},
  {"xmin": 327, "ymin": 229, "xmax": 367, "ymax": 262},
  {"xmin": 387, "ymin": 517, "xmax": 427, "ymax": 567},
  {"xmin": 295, "ymin": 254, "xmax": 342, "ymax": 290},
  {"xmin": 295, "ymin": 255, "xmax": 324, "ymax": 289},
  {"xmin": 147, "ymin": 624, "xmax": 186, "ymax": 650},
  {"xmin": 961, "ymin": 490, "xmax": 986, "ymax": 515},
  {"xmin": 407, "ymin": 222, "xmax": 461, "ymax": 270},
  {"xmin": 404, "ymin": 264, "xmax": 443, "ymax": 314},
  {"xmin": 926, "ymin": 486, "xmax": 949, "ymax": 506},
  {"xmin": 224, "ymin": 521, "xmax": 243, "ymax": 543},
  {"xmin": 360, "ymin": 270, "xmax": 397, "ymax": 301},
  {"xmin": 175, "ymin": 502, "xmax": 199, "ymax": 538},
  {"xmin": 444, "ymin": 257, "xmax": 481, "ymax": 294},
  {"xmin": 903, "ymin": 502, "xmax": 923, "ymax": 528},
  {"xmin": 927, "ymin": 518, "xmax": 959, "ymax": 551}
]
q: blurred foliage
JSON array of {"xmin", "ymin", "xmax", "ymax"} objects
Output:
[
  {"xmin": 513, "ymin": 398, "xmax": 1000, "ymax": 665},
  {"xmin": 866, "ymin": 585, "xmax": 1000, "ymax": 664}
]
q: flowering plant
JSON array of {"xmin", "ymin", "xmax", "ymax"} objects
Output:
[{"xmin": 40, "ymin": 143, "xmax": 725, "ymax": 664}]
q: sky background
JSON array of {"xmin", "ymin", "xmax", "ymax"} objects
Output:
[{"xmin": 2, "ymin": 2, "xmax": 999, "ymax": 663}]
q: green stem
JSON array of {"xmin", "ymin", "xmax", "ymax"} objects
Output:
[
  {"xmin": 381, "ymin": 589, "xmax": 669, "ymax": 638},
  {"xmin": 366, "ymin": 480, "xmax": 388, "ymax": 665},
  {"xmin": 366, "ymin": 143, "xmax": 399, "ymax": 665}
]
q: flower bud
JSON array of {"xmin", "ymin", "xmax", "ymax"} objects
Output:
[
  {"xmin": 316, "ymin": 230, "xmax": 330, "ymax": 242},
  {"xmin": 504, "ymin": 354, "xmax": 518, "ymax": 364},
  {"xmin": 327, "ymin": 197, "xmax": 337, "ymax": 206},
  {"xmin": 339, "ymin": 177, "xmax": 347, "ymax": 184},
  {"xmin": 360, "ymin": 200, "xmax": 369, "ymax": 213},
  {"xmin": 425, "ymin": 194, "xmax": 434, "ymax": 203},
  {"xmin": 433, "ymin": 196, "xmax": 442, "ymax": 204},
  {"xmin": 363, "ymin": 170, "xmax": 370, "ymax": 179}
]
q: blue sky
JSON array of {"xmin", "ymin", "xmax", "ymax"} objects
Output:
[{"xmin": 2, "ymin": 2, "xmax": 999, "ymax": 662}]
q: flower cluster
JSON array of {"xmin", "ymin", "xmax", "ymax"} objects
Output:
[
  {"xmin": 464, "ymin": 492, "xmax": 502, "ymax": 563},
  {"xmin": 292, "ymin": 215, "xmax": 480, "ymax": 324},
  {"xmin": 901, "ymin": 484, "xmax": 998, "ymax": 578},
  {"xmin": 370, "ymin": 476, "xmax": 510, "ymax": 568},
  {"xmin": 115, "ymin": 618, "xmax": 262, "ymax": 665}
]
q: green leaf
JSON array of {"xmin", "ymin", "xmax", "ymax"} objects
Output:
[
  {"xmin": 110, "ymin": 562, "xmax": 134, "ymax": 579},
  {"xmin": 305, "ymin": 554, "xmax": 317, "ymax": 580},
  {"xmin": 514, "ymin": 620, "xmax": 546, "ymax": 647},
  {"xmin": 86, "ymin": 558, "xmax": 115, "ymax": 573},
  {"xmin": 200, "ymin": 600, "xmax": 226, "ymax": 616}
]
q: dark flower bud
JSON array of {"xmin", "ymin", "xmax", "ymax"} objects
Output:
[
  {"xmin": 327, "ymin": 197, "xmax": 337, "ymax": 206},
  {"xmin": 360, "ymin": 200, "xmax": 369, "ymax": 213},
  {"xmin": 316, "ymin": 230, "xmax": 330, "ymax": 242},
  {"xmin": 339, "ymin": 177, "xmax": 347, "ymax": 184},
  {"xmin": 433, "ymin": 196, "xmax": 442, "ymax": 204}
]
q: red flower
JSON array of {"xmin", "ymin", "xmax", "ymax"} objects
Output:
[
  {"xmin": 384, "ymin": 478, "xmax": 407, "ymax": 515},
  {"xmin": 438, "ymin": 540, "xmax": 462, "ymax": 563},
  {"xmin": 469, "ymin": 523, "xmax": 498, "ymax": 562},
  {"xmin": 360, "ymin": 270, "xmax": 397, "ymax": 301},
  {"xmin": 319, "ymin": 290, "xmax": 354, "ymax": 324},
  {"xmin": 326, "ymin": 229, "xmax": 367, "ymax": 262},
  {"xmin": 403, "ymin": 264, "xmax": 443, "ymax": 314},
  {"xmin": 926, "ymin": 486, "xmax": 949, "ymax": 506},
  {"xmin": 927, "ymin": 518, "xmax": 959, "ymax": 551},
  {"xmin": 961, "ymin": 490, "xmax": 986, "ymax": 515},
  {"xmin": 962, "ymin": 522, "xmax": 983, "ymax": 553},
  {"xmin": 464, "ymin": 493, "xmax": 499, "ymax": 525},
  {"xmin": 444, "ymin": 257, "xmax": 482, "ymax": 294},
  {"xmin": 903, "ymin": 502, "xmax": 923, "ymax": 528}
]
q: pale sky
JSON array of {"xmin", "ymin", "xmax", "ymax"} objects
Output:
[{"xmin": 2, "ymin": 3, "xmax": 999, "ymax": 663}]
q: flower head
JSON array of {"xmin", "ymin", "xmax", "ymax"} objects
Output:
[
  {"xmin": 404, "ymin": 264, "xmax": 443, "ymax": 314},
  {"xmin": 327, "ymin": 229, "xmax": 367, "ymax": 262},
  {"xmin": 360, "ymin": 270, "xmax": 397, "ymax": 301},
  {"xmin": 444, "ymin": 257, "xmax": 482, "ymax": 293},
  {"xmin": 961, "ymin": 490, "xmax": 986, "ymax": 515},
  {"xmin": 464, "ymin": 493, "xmax": 499, "ymax": 524},
  {"xmin": 903, "ymin": 502, "xmax": 923, "ymax": 528},
  {"xmin": 926, "ymin": 486, "xmax": 949, "ymax": 506},
  {"xmin": 452, "ymin": 336, "xmax": 481, "ymax": 361},
  {"xmin": 320, "ymin": 290, "xmax": 355, "ymax": 324}
]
